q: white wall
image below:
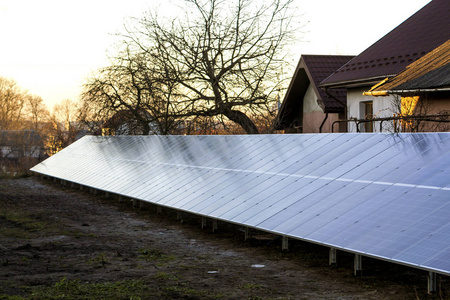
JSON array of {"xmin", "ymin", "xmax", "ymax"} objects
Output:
[
  {"xmin": 347, "ymin": 87, "xmax": 396, "ymax": 132},
  {"xmin": 303, "ymin": 84, "xmax": 322, "ymax": 114}
]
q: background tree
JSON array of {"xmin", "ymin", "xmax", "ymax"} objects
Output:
[
  {"xmin": 0, "ymin": 77, "xmax": 26, "ymax": 131},
  {"xmin": 81, "ymin": 48, "xmax": 180, "ymax": 135},
  {"xmin": 82, "ymin": 0, "xmax": 296, "ymax": 134},
  {"xmin": 24, "ymin": 95, "xmax": 49, "ymax": 132},
  {"xmin": 47, "ymin": 99, "xmax": 83, "ymax": 155}
]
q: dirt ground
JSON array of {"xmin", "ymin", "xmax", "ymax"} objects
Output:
[{"xmin": 0, "ymin": 177, "xmax": 448, "ymax": 299}]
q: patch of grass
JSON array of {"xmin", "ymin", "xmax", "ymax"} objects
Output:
[
  {"xmin": 163, "ymin": 284, "xmax": 222, "ymax": 299},
  {"xmin": 71, "ymin": 231, "xmax": 96, "ymax": 238},
  {"xmin": 241, "ymin": 283, "xmax": 263, "ymax": 291},
  {"xmin": 138, "ymin": 248, "xmax": 176, "ymax": 263},
  {"xmin": 0, "ymin": 211, "xmax": 46, "ymax": 239},
  {"xmin": 87, "ymin": 253, "xmax": 109, "ymax": 268},
  {"xmin": 29, "ymin": 277, "xmax": 150, "ymax": 300},
  {"xmin": 153, "ymin": 271, "xmax": 180, "ymax": 281}
]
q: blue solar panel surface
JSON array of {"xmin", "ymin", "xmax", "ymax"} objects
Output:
[{"xmin": 31, "ymin": 133, "xmax": 450, "ymax": 275}]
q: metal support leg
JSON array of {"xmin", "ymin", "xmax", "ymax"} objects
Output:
[
  {"xmin": 212, "ymin": 219, "xmax": 218, "ymax": 233},
  {"xmin": 157, "ymin": 206, "xmax": 162, "ymax": 214},
  {"xmin": 329, "ymin": 248, "xmax": 337, "ymax": 266},
  {"xmin": 80, "ymin": 184, "xmax": 83, "ymax": 191},
  {"xmin": 201, "ymin": 217, "xmax": 207, "ymax": 229},
  {"xmin": 354, "ymin": 254, "xmax": 362, "ymax": 276},
  {"xmin": 428, "ymin": 271, "xmax": 436, "ymax": 294},
  {"xmin": 105, "ymin": 192, "xmax": 110, "ymax": 199},
  {"xmin": 282, "ymin": 236, "xmax": 289, "ymax": 251},
  {"xmin": 244, "ymin": 227, "xmax": 250, "ymax": 241},
  {"xmin": 177, "ymin": 211, "xmax": 182, "ymax": 221}
]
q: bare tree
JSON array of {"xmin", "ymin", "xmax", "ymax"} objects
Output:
[
  {"xmin": 83, "ymin": 0, "xmax": 296, "ymax": 135},
  {"xmin": 389, "ymin": 94, "xmax": 450, "ymax": 132},
  {"xmin": 0, "ymin": 77, "xmax": 26, "ymax": 131},
  {"xmin": 81, "ymin": 47, "xmax": 181, "ymax": 135},
  {"xmin": 47, "ymin": 99, "xmax": 83, "ymax": 155},
  {"xmin": 24, "ymin": 95, "xmax": 49, "ymax": 132}
]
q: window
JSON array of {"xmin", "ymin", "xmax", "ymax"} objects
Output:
[{"xmin": 360, "ymin": 101, "xmax": 373, "ymax": 132}]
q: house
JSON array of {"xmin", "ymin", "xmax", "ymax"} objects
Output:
[
  {"xmin": 275, "ymin": 55, "xmax": 354, "ymax": 133},
  {"xmin": 0, "ymin": 130, "xmax": 47, "ymax": 174},
  {"xmin": 364, "ymin": 39, "xmax": 450, "ymax": 132},
  {"xmin": 320, "ymin": 0, "xmax": 450, "ymax": 132},
  {"xmin": 0, "ymin": 130, "xmax": 46, "ymax": 160}
]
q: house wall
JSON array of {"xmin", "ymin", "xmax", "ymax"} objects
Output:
[
  {"xmin": 302, "ymin": 84, "xmax": 341, "ymax": 133},
  {"xmin": 347, "ymin": 87, "xmax": 396, "ymax": 132},
  {"xmin": 409, "ymin": 93, "xmax": 450, "ymax": 132}
]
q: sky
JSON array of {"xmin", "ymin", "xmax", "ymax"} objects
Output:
[{"xmin": 0, "ymin": 0, "xmax": 431, "ymax": 109}]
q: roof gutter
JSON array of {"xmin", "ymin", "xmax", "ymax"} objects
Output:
[
  {"xmin": 363, "ymin": 90, "xmax": 389, "ymax": 96},
  {"xmin": 320, "ymin": 75, "xmax": 393, "ymax": 89},
  {"xmin": 363, "ymin": 87, "xmax": 450, "ymax": 97}
]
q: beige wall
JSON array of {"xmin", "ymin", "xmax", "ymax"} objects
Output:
[
  {"xmin": 303, "ymin": 111, "xmax": 340, "ymax": 133},
  {"xmin": 302, "ymin": 84, "xmax": 342, "ymax": 133},
  {"xmin": 408, "ymin": 94, "xmax": 450, "ymax": 132}
]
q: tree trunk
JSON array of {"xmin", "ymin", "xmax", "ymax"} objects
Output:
[{"xmin": 224, "ymin": 109, "xmax": 259, "ymax": 134}]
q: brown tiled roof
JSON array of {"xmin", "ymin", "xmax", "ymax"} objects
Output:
[
  {"xmin": 275, "ymin": 55, "xmax": 354, "ymax": 129},
  {"xmin": 321, "ymin": 0, "xmax": 450, "ymax": 88},
  {"xmin": 373, "ymin": 39, "xmax": 450, "ymax": 91},
  {"xmin": 302, "ymin": 55, "xmax": 355, "ymax": 111}
]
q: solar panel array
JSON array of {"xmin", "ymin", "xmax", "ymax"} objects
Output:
[{"xmin": 31, "ymin": 133, "xmax": 450, "ymax": 275}]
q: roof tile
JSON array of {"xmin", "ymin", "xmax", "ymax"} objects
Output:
[{"xmin": 321, "ymin": 0, "xmax": 450, "ymax": 87}]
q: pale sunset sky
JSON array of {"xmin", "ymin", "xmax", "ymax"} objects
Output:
[{"xmin": 0, "ymin": 0, "xmax": 431, "ymax": 109}]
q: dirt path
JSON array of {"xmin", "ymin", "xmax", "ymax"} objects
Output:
[{"xmin": 0, "ymin": 177, "xmax": 447, "ymax": 299}]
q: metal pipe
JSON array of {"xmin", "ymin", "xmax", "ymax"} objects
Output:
[
  {"xmin": 362, "ymin": 91, "xmax": 389, "ymax": 96},
  {"xmin": 363, "ymin": 88, "xmax": 450, "ymax": 97},
  {"xmin": 319, "ymin": 113, "xmax": 329, "ymax": 133}
]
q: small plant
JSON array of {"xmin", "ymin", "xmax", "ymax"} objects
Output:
[
  {"xmin": 153, "ymin": 271, "xmax": 179, "ymax": 281},
  {"xmin": 241, "ymin": 283, "xmax": 263, "ymax": 291},
  {"xmin": 0, "ymin": 210, "xmax": 47, "ymax": 239},
  {"xmin": 138, "ymin": 248, "xmax": 175, "ymax": 262},
  {"xmin": 87, "ymin": 253, "xmax": 109, "ymax": 267},
  {"xmin": 30, "ymin": 277, "xmax": 151, "ymax": 299}
]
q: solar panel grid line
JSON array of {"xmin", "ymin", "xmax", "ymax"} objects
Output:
[
  {"xmin": 391, "ymin": 215, "xmax": 450, "ymax": 266},
  {"xmin": 149, "ymin": 136, "xmax": 294, "ymax": 209},
  {"xmin": 139, "ymin": 136, "xmax": 265, "ymax": 202},
  {"xmin": 190, "ymin": 173, "xmax": 282, "ymax": 216},
  {"xmin": 235, "ymin": 177, "xmax": 341, "ymax": 226},
  {"xmin": 345, "ymin": 137, "xmax": 422, "ymax": 183},
  {"xmin": 328, "ymin": 195, "xmax": 448, "ymax": 255},
  {"xmin": 342, "ymin": 191, "xmax": 448, "ymax": 257},
  {"xmin": 85, "ymin": 158, "xmax": 130, "ymax": 190},
  {"xmin": 302, "ymin": 185, "xmax": 407, "ymax": 246},
  {"xmin": 218, "ymin": 175, "xmax": 306, "ymax": 223},
  {"xmin": 294, "ymin": 134, "xmax": 383, "ymax": 178},
  {"xmin": 362, "ymin": 135, "xmax": 449, "ymax": 185},
  {"xmin": 421, "ymin": 245, "xmax": 450, "ymax": 273},
  {"xmin": 317, "ymin": 187, "xmax": 413, "ymax": 245},
  {"xmin": 263, "ymin": 181, "xmax": 372, "ymax": 235},
  {"xmin": 333, "ymin": 135, "xmax": 415, "ymax": 183},
  {"xmin": 145, "ymin": 163, "xmax": 228, "ymax": 205}
]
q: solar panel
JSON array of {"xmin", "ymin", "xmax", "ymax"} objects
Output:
[{"xmin": 31, "ymin": 133, "xmax": 450, "ymax": 275}]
